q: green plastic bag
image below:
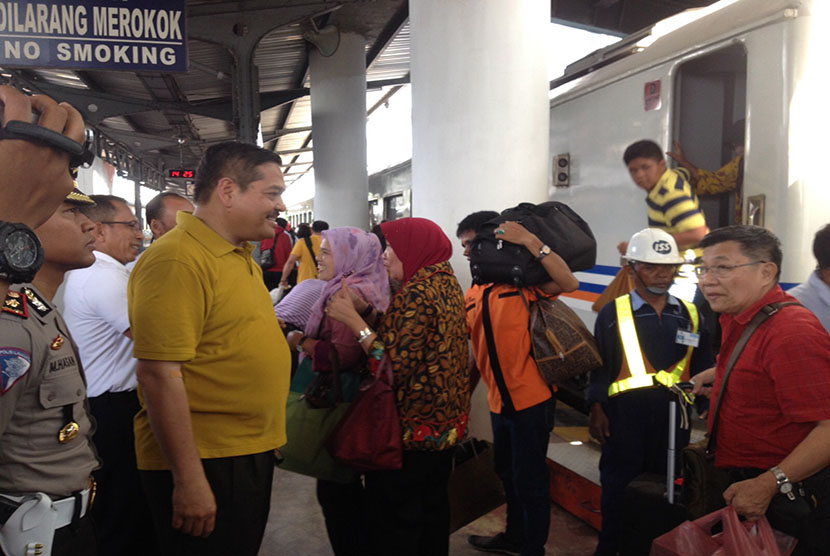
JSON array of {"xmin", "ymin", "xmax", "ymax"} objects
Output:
[{"xmin": 278, "ymin": 357, "xmax": 359, "ymax": 483}]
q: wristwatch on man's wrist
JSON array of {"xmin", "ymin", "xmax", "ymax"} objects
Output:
[
  {"xmin": 536, "ymin": 244, "xmax": 552, "ymax": 262},
  {"xmin": 770, "ymin": 466, "xmax": 796, "ymax": 500},
  {"xmin": 0, "ymin": 222, "xmax": 44, "ymax": 284}
]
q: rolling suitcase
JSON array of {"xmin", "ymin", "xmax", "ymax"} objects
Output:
[{"xmin": 619, "ymin": 395, "xmax": 689, "ymax": 556}]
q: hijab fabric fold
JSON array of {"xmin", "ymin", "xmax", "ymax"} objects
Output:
[
  {"xmin": 380, "ymin": 218, "xmax": 453, "ymax": 284},
  {"xmin": 305, "ymin": 227, "xmax": 390, "ymax": 337}
]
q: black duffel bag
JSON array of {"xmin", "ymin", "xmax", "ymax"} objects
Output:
[{"xmin": 470, "ymin": 201, "xmax": 596, "ymax": 286}]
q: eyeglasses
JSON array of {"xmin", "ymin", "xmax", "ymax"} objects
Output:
[
  {"xmin": 102, "ymin": 220, "xmax": 142, "ymax": 232},
  {"xmin": 694, "ymin": 261, "xmax": 767, "ymax": 278}
]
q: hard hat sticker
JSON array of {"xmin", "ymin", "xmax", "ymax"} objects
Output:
[{"xmin": 652, "ymin": 240, "xmax": 672, "ymax": 253}]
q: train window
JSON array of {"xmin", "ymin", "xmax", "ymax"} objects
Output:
[
  {"xmin": 672, "ymin": 43, "xmax": 747, "ymax": 229},
  {"xmin": 383, "ymin": 193, "xmax": 410, "ymax": 222}
]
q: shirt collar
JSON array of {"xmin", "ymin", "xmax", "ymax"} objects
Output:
[
  {"xmin": 93, "ymin": 250, "xmax": 126, "ymax": 267},
  {"xmin": 808, "ymin": 271, "xmax": 830, "ymax": 303},
  {"xmin": 176, "ymin": 212, "xmax": 254, "ymax": 258},
  {"xmin": 732, "ymin": 284, "xmax": 786, "ymax": 325},
  {"xmin": 630, "ymin": 288, "xmax": 680, "ymax": 311}
]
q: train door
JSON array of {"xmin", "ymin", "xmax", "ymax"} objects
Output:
[{"xmin": 672, "ymin": 43, "xmax": 747, "ymax": 229}]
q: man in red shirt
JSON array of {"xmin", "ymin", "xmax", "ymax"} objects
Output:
[
  {"xmin": 694, "ymin": 225, "xmax": 830, "ymax": 552},
  {"xmin": 260, "ymin": 217, "xmax": 293, "ymax": 290}
]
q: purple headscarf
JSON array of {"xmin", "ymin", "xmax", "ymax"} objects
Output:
[{"xmin": 304, "ymin": 226, "xmax": 390, "ymax": 337}]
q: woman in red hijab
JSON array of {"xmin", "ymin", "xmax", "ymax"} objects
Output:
[{"xmin": 327, "ymin": 217, "xmax": 470, "ymax": 556}]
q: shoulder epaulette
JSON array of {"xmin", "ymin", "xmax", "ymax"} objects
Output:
[
  {"xmin": 2, "ymin": 290, "xmax": 28, "ymax": 318},
  {"xmin": 21, "ymin": 287, "xmax": 52, "ymax": 318}
]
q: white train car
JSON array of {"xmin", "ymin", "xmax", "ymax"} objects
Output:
[{"xmin": 550, "ymin": 0, "xmax": 830, "ymax": 328}]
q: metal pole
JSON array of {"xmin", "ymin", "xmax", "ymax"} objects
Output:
[{"xmin": 667, "ymin": 398, "xmax": 677, "ymax": 504}]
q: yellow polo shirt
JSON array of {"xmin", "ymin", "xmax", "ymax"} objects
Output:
[
  {"xmin": 128, "ymin": 212, "xmax": 290, "ymax": 470},
  {"xmin": 646, "ymin": 168, "xmax": 706, "ymax": 234},
  {"xmin": 290, "ymin": 235, "xmax": 321, "ymax": 283}
]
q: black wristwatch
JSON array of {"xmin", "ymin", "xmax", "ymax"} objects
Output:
[
  {"xmin": 0, "ymin": 222, "xmax": 44, "ymax": 284},
  {"xmin": 770, "ymin": 466, "xmax": 796, "ymax": 501},
  {"xmin": 536, "ymin": 244, "xmax": 552, "ymax": 261}
]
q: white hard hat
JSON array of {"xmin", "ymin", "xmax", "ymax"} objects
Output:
[{"xmin": 625, "ymin": 228, "xmax": 685, "ymax": 264}]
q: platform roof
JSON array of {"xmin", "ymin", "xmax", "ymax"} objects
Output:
[{"xmin": 0, "ymin": 0, "xmax": 713, "ymax": 191}]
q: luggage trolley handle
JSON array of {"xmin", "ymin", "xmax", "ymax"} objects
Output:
[
  {"xmin": 666, "ymin": 382, "xmax": 694, "ymax": 505},
  {"xmin": 667, "ymin": 397, "xmax": 677, "ymax": 505}
]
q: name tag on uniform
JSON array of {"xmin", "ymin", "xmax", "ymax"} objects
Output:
[{"xmin": 676, "ymin": 329, "xmax": 700, "ymax": 348}]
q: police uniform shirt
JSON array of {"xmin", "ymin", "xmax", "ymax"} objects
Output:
[
  {"xmin": 0, "ymin": 285, "xmax": 99, "ymax": 497},
  {"xmin": 588, "ymin": 290, "xmax": 715, "ymax": 405}
]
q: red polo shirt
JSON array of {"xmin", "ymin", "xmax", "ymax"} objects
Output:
[{"xmin": 709, "ymin": 285, "xmax": 830, "ymax": 469}]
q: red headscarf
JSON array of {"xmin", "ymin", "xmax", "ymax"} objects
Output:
[{"xmin": 380, "ymin": 217, "xmax": 453, "ymax": 284}]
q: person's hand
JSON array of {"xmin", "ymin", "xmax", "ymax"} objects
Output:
[
  {"xmin": 326, "ymin": 286, "xmax": 360, "ymax": 325},
  {"xmin": 723, "ymin": 473, "xmax": 777, "ymax": 521},
  {"xmin": 286, "ymin": 330, "xmax": 303, "ymax": 350},
  {"xmin": 0, "ymin": 85, "xmax": 84, "ymax": 228},
  {"xmin": 171, "ymin": 475, "xmax": 217, "ymax": 537},
  {"xmin": 617, "ymin": 241, "xmax": 628, "ymax": 256},
  {"xmin": 666, "ymin": 140, "xmax": 689, "ymax": 166},
  {"xmin": 338, "ymin": 279, "xmax": 368, "ymax": 314},
  {"xmin": 692, "ymin": 367, "xmax": 716, "ymax": 397},
  {"xmin": 494, "ymin": 221, "xmax": 536, "ymax": 249},
  {"xmin": 589, "ymin": 403, "xmax": 611, "ymax": 445}
]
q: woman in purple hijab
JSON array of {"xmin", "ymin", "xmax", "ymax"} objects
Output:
[{"xmin": 285, "ymin": 226, "xmax": 389, "ymax": 556}]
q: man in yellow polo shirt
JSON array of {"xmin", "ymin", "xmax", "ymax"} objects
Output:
[
  {"xmin": 127, "ymin": 142, "xmax": 290, "ymax": 556},
  {"xmin": 620, "ymin": 139, "xmax": 709, "ymax": 255}
]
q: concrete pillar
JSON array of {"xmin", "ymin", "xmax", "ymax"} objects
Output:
[
  {"xmin": 410, "ymin": 0, "xmax": 551, "ymax": 285},
  {"xmin": 309, "ymin": 33, "xmax": 369, "ymax": 228},
  {"xmin": 410, "ymin": 0, "xmax": 551, "ymax": 440}
]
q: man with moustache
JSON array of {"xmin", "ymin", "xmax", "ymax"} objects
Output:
[
  {"xmin": 63, "ymin": 194, "xmax": 158, "ymax": 555},
  {"xmin": 0, "ymin": 189, "xmax": 101, "ymax": 556},
  {"xmin": 589, "ymin": 228, "xmax": 714, "ymax": 556},
  {"xmin": 128, "ymin": 142, "xmax": 291, "ymax": 556}
]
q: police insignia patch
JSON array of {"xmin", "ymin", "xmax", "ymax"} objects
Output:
[
  {"xmin": 21, "ymin": 288, "xmax": 51, "ymax": 317},
  {"xmin": 2, "ymin": 291, "xmax": 28, "ymax": 318},
  {"xmin": 0, "ymin": 347, "xmax": 32, "ymax": 394}
]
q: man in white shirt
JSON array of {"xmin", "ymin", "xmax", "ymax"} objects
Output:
[
  {"xmin": 789, "ymin": 223, "xmax": 830, "ymax": 333},
  {"xmin": 62, "ymin": 194, "xmax": 159, "ymax": 556}
]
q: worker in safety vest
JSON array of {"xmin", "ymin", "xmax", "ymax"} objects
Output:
[{"xmin": 588, "ymin": 228, "xmax": 715, "ymax": 556}]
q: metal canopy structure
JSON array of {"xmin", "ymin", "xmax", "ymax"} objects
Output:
[{"xmin": 0, "ymin": 0, "xmax": 712, "ymax": 192}]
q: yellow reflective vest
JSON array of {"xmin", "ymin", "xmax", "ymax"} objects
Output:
[{"xmin": 608, "ymin": 294, "xmax": 699, "ymax": 398}]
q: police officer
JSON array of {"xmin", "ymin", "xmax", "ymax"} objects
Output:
[
  {"xmin": 0, "ymin": 188, "xmax": 100, "ymax": 556},
  {"xmin": 588, "ymin": 228, "xmax": 715, "ymax": 556}
]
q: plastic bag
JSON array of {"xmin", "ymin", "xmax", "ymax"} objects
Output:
[{"xmin": 650, "ymin": 506, "xmax": 797, "ymax": 556}]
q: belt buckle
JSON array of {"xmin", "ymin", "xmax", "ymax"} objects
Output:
[{"xmin": 87, "ymin": 477, "xmax": 96, "ymax": 510}]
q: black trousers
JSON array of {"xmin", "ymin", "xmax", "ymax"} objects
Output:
[
  {"xmin": 597, "ymin": 388, "xmax": 691, "ymax": 555},
  {"xmin": 140, "ymin": 451, "xmax": 275, "ymax": 556},
  {"xmin": 364, "ymin": 449, "xmax": 455, "ymax": 556},
  {"xmin": 88, "ymin": 390, "xmax": 160, "ymax": 556},
  {"xmin": 52, "ymin": 515, "xmax": 98, "ymax": 556},
  {"xmin": 316, "ymin": 478, "xmax": 366, "ymax": 556}
]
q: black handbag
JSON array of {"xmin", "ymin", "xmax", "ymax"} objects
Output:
[{"xmin": 469, "ymin": 201, "xmax": 596, "ymax": 286}]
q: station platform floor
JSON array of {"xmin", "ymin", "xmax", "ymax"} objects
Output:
[
  {"xmin": 258, "ymin": 406, "xmax": 602, "ymax": 555},
  {"xmin": 258, "ymin": 405, "xmax": 705, "ymax": 555}
]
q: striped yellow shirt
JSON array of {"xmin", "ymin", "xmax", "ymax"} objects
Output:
[{"xmin": 646, "ymin": 168, "xmax": 706, "ymax": 234}]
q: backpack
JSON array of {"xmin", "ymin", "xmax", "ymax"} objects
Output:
[
  {"xmin": 470, "ymin": 201, "xmax": 596, "ymax": 286},
  {"xmin": 259, "ymin": 242, "xmax": 275, "ymax": 268}
]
